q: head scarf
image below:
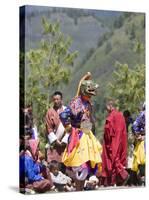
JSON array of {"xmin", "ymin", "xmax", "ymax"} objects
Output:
[
  {"xmin": 28, "ymin": 139, "xmax": 39, "ymax": 156},
  {"xmin": 24, "ymin": 139, "xmax": 40, "ymax": 160}
]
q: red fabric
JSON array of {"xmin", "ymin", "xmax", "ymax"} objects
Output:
[
  {"xmin": 102, "ymin": 109, "xmax": 128, "ymax": 186},
  {"xmin": 67, "ymin": 128, "xmax": 79, "ymax": 154}
]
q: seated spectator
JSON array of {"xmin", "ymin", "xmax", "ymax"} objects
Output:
[
  {"xmin": 48, "ymin": 160, "xmax": 75, "ymax": 192},
  {"xmin": 20, "ymin": 139, "xmax": 53, "ymax": 193}
]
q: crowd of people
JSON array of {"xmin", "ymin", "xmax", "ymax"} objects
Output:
[{"xmin": 19, "ymin": 73, "xmax": 146, "ymax": 194}]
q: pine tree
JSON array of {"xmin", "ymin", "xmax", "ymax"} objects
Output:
[
  {"xmin": 108, "ymin": 62, "xmax": 145, "ymax": 113},
  {"xmin": 25, "ymin": 17, "xmax": 78, "ymax": 134},
  {"xmin": 108, "ymin": 34, "xmax": 145, "ymax": 115}
]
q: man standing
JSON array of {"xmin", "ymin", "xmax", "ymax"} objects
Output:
[
  {"xmin": 45, "ymin": 91, "xmax": 66, "ymax": 163},
  {"xmin": 102, "ymin": 99, "xmax": 128, "ymax": 186}
]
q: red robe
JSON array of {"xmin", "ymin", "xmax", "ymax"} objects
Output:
[{"xmin": 102, "ymin": 109, "xmax": 128, "ymax": 186}]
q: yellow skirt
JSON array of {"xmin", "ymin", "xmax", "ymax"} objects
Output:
[
  {"xmin": 62, "ymin": 130, "xmax": 102, "ymax": 169},
  {"xmin": 132, "ymin": 140, "xmax": 145, "ymax": 172}
]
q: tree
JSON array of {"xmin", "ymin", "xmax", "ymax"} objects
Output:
[
  {"xmin": 25, "ymin": 17, "xmax": 78, "ymax": 134},
  {"xmin": 108, "ymin": 35, "xmax": 145, "ymax": 115},
  {"xmin": 108, "ymin": 62, "xmax": 145, "ymax": 114},
  {"xmin": 133, "ymin": 40, "xmax": 144, "ymax": 55}
]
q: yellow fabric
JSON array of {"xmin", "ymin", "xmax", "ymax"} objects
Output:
[
  {"xmin": 132, "ymin": 140, "xmax": 145, "ymax": 172},
  {"xmin": 62, "ymin": 130, "xmax": 102, "ymax": 168}
]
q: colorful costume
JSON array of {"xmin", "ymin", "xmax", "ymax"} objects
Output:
[
  {"xmin": 101, "ymin": 109, "xmax": 128, "ymax": 186},
  {"xmin": 132, "ymin": 110, "xmax": 145, "ymax": 135},
  {"xmin": 131, "ymin": 140, "xmax": 145, "ymax": 172},
  {"xmin": 131, "ymin": 107, "xmax": 145, "ymax": 175},
  {"xmin": 60, "ymin": 72, "xmax": 102, "ymax": 180}
]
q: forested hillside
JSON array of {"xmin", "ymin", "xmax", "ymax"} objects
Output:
[
  {"xmin": 65, "ymin": 12, "xmax": 145, "ymax": 100},
  {"xmin": 21, "ymin": 6, "xmax": 145, "ymax": 141},
  {"xmin": 23, "ymin": 5, "xmax": 121, "ymax": 65}
]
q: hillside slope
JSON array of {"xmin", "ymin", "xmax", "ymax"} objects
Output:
[{"xmin": 64, "ymin": 13, "xmax": 145, "ymax": 100}]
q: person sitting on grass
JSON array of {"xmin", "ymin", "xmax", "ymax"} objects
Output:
[
  {"xmin": 20, "ymin": 139, "xmax": 53, "ymax": 193},
  {"xmin": 48, "ymin": 160, "xmax": 75, "ymax": 192}
]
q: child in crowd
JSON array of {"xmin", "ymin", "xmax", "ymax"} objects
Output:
[{"xmin": 48, "ymin": 160, "xmax": 75, "ymax": 192}]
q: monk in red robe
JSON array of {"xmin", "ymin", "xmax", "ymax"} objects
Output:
[{"xmin": 101, "ymin": 100, "xmax": 128, "ymax": 186}]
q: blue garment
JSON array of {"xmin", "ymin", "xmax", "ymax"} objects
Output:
[
  {"xmin": 59, "ymin": 106, "xmax": 73, "ymax": 126},
  {"xmin": 59, "ymin": 96, "xmax": 92, "ymax": 128},
  {"xmin": 20, "ymin": 154, "xmax": 43, "ymax": 183},
  {"xmin": 59, "ymin": 106, "xmax": 83, "ymax": 128},
  {"xmin": 132, "ymin": 111, "xmax": 145, "ymax": 135}
]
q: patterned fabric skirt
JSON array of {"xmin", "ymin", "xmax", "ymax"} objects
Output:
[
  {"xmin": 132, "ymin": 140, "xmax": 145, "ymax": 172},
  {"xmin": 62, "ymin": 129, "xmax": 102, "ymax": 169}
]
